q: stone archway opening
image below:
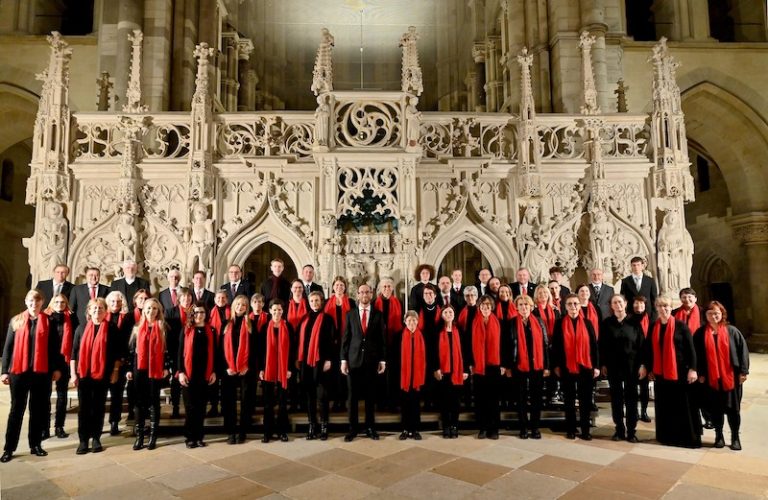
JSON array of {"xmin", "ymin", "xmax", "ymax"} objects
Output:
[
  {"xmin": 242, "ymin": 241, "xmax": 299, "ymax": 289},
  {"xmin": 437, "ymin": 241, "xmax": 493, "ymax": 285}
]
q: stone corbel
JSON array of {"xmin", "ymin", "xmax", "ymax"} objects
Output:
[{"xmin": 729, "ymin": 212, "xmax": 768, "ymax": 246}]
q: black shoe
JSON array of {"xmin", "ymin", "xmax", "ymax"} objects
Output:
[
  {"xmin": 639, "ymin": 412, "xmax": 652, "ymax": 423},
  {"xmin": 450, "ymin": 426, "xmax": 459, "ymax": 438},
  {"xmin": 147, "ymin": 433, "xmax": 158, "ymax": 450},
  {"xmin": 279, "ymin": 433, "xmax": 289, "ymax": 442},
  {"xmin": 477, "ymin": 431, "xmax": 487, "ymax": 440},
  {"xmin": 703, "ymin": 420, "xmax": 714, "ymax": 430},
  {"xmin": 580, "ymin": 433, "xmax": 592, "ymax": 441},
  {"xmin": 42, "ymin": 429, "xmax": 50, "ymax": 440},
  {"xmin": 344, "ymin": 431, "xmax": 357, "ymax": 442},
  {"xmin": 488, "ymin": 431, "xmax": 499, "ymax": 440},
  {"xmin": 55, "ymin": 427, "xmax": 69, "ymax": 439},
  {"xmin": 261, "ymin": 434, "xmax": 270, "ymax": 443},
  {"xmin": 531, "ymin": 429, "xmax": 542, "ymax": 439},
  {"xmin": 0, "ymin": 451, "xmax": 12, "ymax": 463},
  {"xmin": 127, "ymin": 410, "xmax": 135, "ymax": 421},
  {"xmin": 306, "ymin": 424, "xmax": 317, "ymax": 440},
  {"xmin": 320, "ymin": 424, "xmax": 328, "ymax": 441},
  {"xmin": 133, "ymin": 436, "xmax": 144, "ymax": 450},
  {"xmin": 731, "ymin": 435, "xmax": 742, "ymax": 451},
  {"xmin": 227, "ymin": 434, "xmax": 237, "ymax": 445},
  {"xmin": 110, "ymin": 422, "xmax": 121, "ymax": 436},
  {"xmin": 714, "ymin": 432, "xmax": 725, "ymax": 449},
  {"xmin": 237, "ymin": 434, "xmax": 246, "ymax": 444},
  {"xmin": 399, "ymin": 431, "xmax": 408, "ymax": 440},
  {"xmin": 185, "ymin": 440, "xmax": 198, "ymax": 449},
  {"xmin": 76, "ymin": 442, "xmax": 89, "ymax": 454},
  {"xmin": 612, "ymin": 431, "xmax": 626, "ymax": 441},
  {"xmin": 171, "ymin": 409, "xmax": 182, "ymax": 419},
  {"xmin": 206, "ymin": 408, "xmax": 220, "ymax": 418},
  {"xmin": 412, "ymin": 432, "xmax": 422, "ymax": 441},
  {"xmin": 519, "ymin": 430, "xmax": 529, "ymax": 440},
  {"xmin": 91, "ymin": 438, "xmax": 103, "ymax": 453},
  {"xmin": 566, "ymin": 432, "xmax": 576, "ymax": 440},
  {"xmin": 442, "ymin": 428, "xmax": 449, "ymax": 439},
  {"xmin": 30, "ymin": 446, "xmax": 48, "ymax": 457},
  {"xmin": 366, "ymin": 428, "xmax": 379, "ymax": 440},
  {"xmin": 626, "ymin": 434, "xmax": 640, "ymax": 443}
]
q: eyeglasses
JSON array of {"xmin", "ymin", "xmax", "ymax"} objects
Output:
[
  {"xmin": 565, "ymin": 302, "xmax": 580, "ymax": 308},
  {"xmin": 193, "ymin": 310, "xmax": 206, "ymax": 315}
]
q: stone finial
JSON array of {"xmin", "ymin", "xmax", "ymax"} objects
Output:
[
  {"xmin": 517, "ymin": 47, "xmax": 535, "ymax": 120},
  {"xmin": 615, "ymin": 78, "xmax": 628, "ymax": 112},
  {"xmin": 123, "ymin": 30, "xmax": 148, "ymax": 113},
  {"xmin": 311, "ymin": 28, "xmax": 335, "ymax": 96},
  {"xmin": 96, "ymin": 71, "xmax": 113, "ymax": 111},
  {"xmin": 579, "ymin": 31, "xmax": 601, "ymax": 115},
  {"xmin": 400, "ymin": 26, "xmax": 423, "ymax": 96},
  {"xmin": 192, "ymin": 43, "xmax": 215, "ymax": 105}
]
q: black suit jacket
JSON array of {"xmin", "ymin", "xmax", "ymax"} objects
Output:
[
  {"xmin": 223, "ymin": 280, "xmax": 255, "ymax": 303},
  {"xmin": 475, "ymin": 281, "xmax": 491, "ymax": 297},
  {"xmin": 449, "ymin": 285, "xmax": 466, "ymax": 310},
  {"xmin": 510, "ymin": 282, "xmax": 537, "ymax": 298},
  {"xmin": 303, "ymin": 282, "xmax": 324, "ymax": 298},
  {"xmin": 110, "ymin": 276, "xmax": 151, "ymax": 308},
  {"xmin": 341, "ymin": 306, "xmax": 386, "ymax": 369},
  {"xmin": 192, "ymin": 288, "xmax": 216, "ymax": 310},
  {"xmin": 620, "ymin": 275, "xmax": 658, "ymax": 316},
  {"xmin": 35, "ymin": 279, "xmax": 74, "ymax": 305},
  {"xmin": 69, "ymin": 283, "xmax": 109, "ymax": 326},
  {"xmin": 437, "ymin": 290, "xmax": 457, "ymax": 309},
  {"xmin": 158, "ymin": 288, "xmax": 181, "ymax": 314},
  {"xmin": 590, "ymin": 283, "xmax": 614, "ymax": 318}
]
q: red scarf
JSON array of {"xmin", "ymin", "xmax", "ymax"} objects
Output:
[
  {"xmin": 324, "ymin": 295, "xmax": 351, "ymax": 335},
  {"xmin": 211, "ymin": 306, "xmax": 231, "ymax": 337},
  {"xmin": 675, "ymin": 305, "xmax": 701, "ymax": 335},
  {"xmin": 457, "ymin": 306, "xmax": 475, "ymax": 331},
  {"xmin": 374, "ymin": 295, "xmax": 403, "ymax": 340},
  {"xmin": 183, "ymin": 324, "xmax": 215, "ymax": 381},
  {"xmin": 11, "ymin": 312, "xmax": 49, "ymax": 374},
  {"xmin": 553, "ymin": 296, "xmax": 561, "ymax": 310},
  {"xmin": 179, "ymin": 306, "xmax": 189, "ymax": 327},
  {"xmin": 107, "ymin": 311, "xmax": 125, "ymax": 329},
  {"xmin": 516, "ymin": 316, "xmax": 544, "ymax": 372},
  {"xmin": 58, "ymin": 310, "xmax": 74, "ymax": 363},
  {"xmin": 639, "ymin": 314, "xmax": 649, "ymax": 338},
  {"xmin": 299, "ymin": 313, "xmax": 325, "ymax": 367},
  {"xmin": 438, "ymin": 325, "xmax": 464, "ymax": 385},
  {"xmin": 77, "ymin": 320, "xmax": 109, "ymax": 380},
  {"xmin": 495, "ymin": 300, "xmax": 518, "ymax": 321},
  {"xmin": 417, "ymin": 305, "xmax": 441, "ymax": 332},
  {"xmin": 136, "ymin": 321, "xmax": 166, "ymax": 379},
  {"xmin": 133, "ymin": 308, "xmax": 142, "ymax": 324},
  {"xmin": 651, "ymin": 318, "xmax": 678, "ymax": 381},
  {"xmin": 536, "ymin": 304, "xmax": 556, "ymax": 334},
  {"xmin": 400, "ymin": 327, "xmax": 426, "ymax": 391},
  {"xmin": 223, "ymin": 316, "xmax": 249, "ymax": 373},
  {"xmin": 562, "ymin": 315, "xmax": 592, "ymax": 374},
  {"xmin": 264, "ymin": 320, "xmax": 290, "ymax": 389},
  {"xmin": 288, "ymin": 298, "xmax": 308, "ymax": 330},
  {"xmin": 249, "ymin": 311, "xmax": 268, "ymax": 332},
  {"xmin": 471, "ymin": 313, "xmax": 501, "ymax": 375},
  {"xmin": 581, "ymin": 303, "xmax": 600, "ymax": 340},
  {"xmin": 704, "ymin": 324, "xmax": 734, "ymax": 391}
]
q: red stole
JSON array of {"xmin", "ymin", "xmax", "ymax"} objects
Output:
[
  {"xmin": 11, "ymin": 312, "xmax": 49, "ymax": 374},
  {"xmin": 211, "ymin": 306, "xmax": 231, "ymax": 337},
  {"xmin": 495, "ymin": 300, "xmax": 518, "ymax": 321},
  {"xmin": 516, "ymin": 316, "xmax": 544, "ymax": 372},
  {"xmin": 178, "ymin": 306, "xmax": 189, "ymax": 327},
  {"xmin": 581, "ymin": 303, "xmax": 600, "ymax": 340},
  {"xmin": 417, "ymin": 305, "xmax": 441, "ymax": 332},
  {"xmin": 223, "ymin": 316, "xmax": 249, "ymax": 373},
  {"xmin": 536, "ymin": 304, "xmax": 556, "ymax": 335},
  {"xmin": 264, "ymin": 320, "xmax": 290, "ymax": 389},
  {"xmin": 675, "ymin": 305, "xmax": 701, "ymax": 335},
  {"xmin": 183, "ymin": 324, "xmax": 214, "ymax": 381},
  {"xmin": 249, "ymin": 312, "xmax": 268, "ymax": 333},
  {"xmin": 107, "ymin": 311, "xmax": 125, "ymax": 329},
  {"xmin": 471, "ymin": 314, "xmax": 501, "ymax": 375},
  {"xmin": 438, "ymin": 325, "xmax": 464, "ymax": 385},
  {"xmin": 651, "ymin": 318, "xmax": 678, "ymax": 381},
  {"xmin": 324, "ymin": 295, "xmax": 351, "ymax": 334},
  {"xmin": 374, "ymin": 295, "xmax": 403, "ymax": 340},
  {"xmin": 287, "ymin": 298, "xmax": 308, "ymax": 330},
  {"xmin": 562, "ymin": 315, "xmax": 592, "ymax": 374},
  {"xmin": 400, "ymin": 327, "xmax": 426, "ymax": 391},
  {"xmin": 299, "ymin": 313, "xmax": 325, "ymax": 367},
  {"xmin": 134, "ymin": 308, "xmax": 142, "ymax": 324},
  {"xmin": 78, "ymin": 320, "xmax": 109, "ymax": 380},
  {"xmin": 457, "ymin": 306, "xmax": 475, "ymax": 332},
  {"xmin": 639, "ymin": 314, "xmax": 649, "ymax": 338},
  {"xmin": 136, "ymin": 321, "xmax": 165, "ymax": 379},
  {"xmin": 58, "ymin": 310, "xmax": 74, "ymax": 363},
  {"xmin": 704, "ymin": 324, "xmax": 735, "ymax": 391}
]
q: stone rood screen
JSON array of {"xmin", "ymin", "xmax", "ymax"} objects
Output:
[{"xmin": 24, "ymin": 30, "xmax": 694, "ymax": 298}]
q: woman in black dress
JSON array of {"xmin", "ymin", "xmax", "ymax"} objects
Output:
[
  {"xmin": 631, "ymin": 296, "xmax": 652, "ymax": 422},
  {"xmin": 45, "ymin": 293, "xmax": 74, "ymax": 439}
]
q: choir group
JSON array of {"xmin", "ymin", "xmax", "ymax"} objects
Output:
[{"xmin": 0, "ymin": 256, "xmax": 750, "ymax": 463}]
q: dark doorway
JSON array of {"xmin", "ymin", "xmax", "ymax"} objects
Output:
[
  {"xmin": 243, "ymin": 242, "xmax": 298, "ymax": 290},
  {"xmin": 437, "ymin": 241, "xmax": 492, "ymax": 284},
  {"xmin": 708, "ymin": 282, "xmax": 735, "ymax": 325}
]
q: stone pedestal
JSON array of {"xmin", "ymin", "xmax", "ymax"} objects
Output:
[{"xmin": 730, "ymin": 212, "xmax": 768, "ymax": 352}]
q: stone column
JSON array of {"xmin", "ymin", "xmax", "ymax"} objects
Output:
[
  {"xmin": 581, "ymin": 0, "xmax": 611, "ymax": 111},
  {"xmin": 237, "ymin": 39, "xmax": 254, "ymax": 111},
  {"xmin": 485, "ymin": 36, "xmax": 502, "ymax": 112},
  {"xmin": 677, "ymin": 0, "xmax": 714, "ymax": 41},
  {"xmin": 472, "ymin": 42, "xmax": 486, "ymax": 112},
  {"xmin": 730, "ymin": 212, "xmax": 768, "ymax": 352},
  {"xmin": 114, "ymin": 0, "xmax": 144, "ymax": 107},
  {"xmin": 221, "ymin": 32, "xmax": 240, "ymax": 112}
]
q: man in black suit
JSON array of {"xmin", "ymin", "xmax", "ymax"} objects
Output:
[
  {"xmin": 510, "ymin": 268, "xmax": 536, "ymax": 298},
  {"xmin": 619, "ymin": 257, "xmax": 658, "ymax": 317},
  {"xmin": 589, "ymin": 268, "xmax": 614, "ymax": 318},
  {"xmin": 300, "ymin": 264, "xmax": 324, "ymax": 298},
  {"xmin": 258, "ymin": 259, "xmax": 289, "ymax": 303},
  {"xmin": 437, "ymin": 276, "xmax": 456, "ymax": 308},
  {"xmin": 220, "ymin": 263, "xmax": 254, "ymax": 302},
  {"xmin": 35, "ymin": 264, "xmax": 73, "ymax": 305},
  {"xmin": 475, "ymin": 268, "xmax": 492, "ymax": 297},
  {"xmin": 340, "ymin": 283, "xmax": 386, "ymax": 441},
  {"xmin": 109, "ymin": 259, "xmax": 150, "ymax": 310},
  {"xmin": 190, "ymin": 270, "xmax": 215, "ymax": 310},
  {"xmin": 69, "ymin": 267, "xmax": 109, "ymax": 325},
  {"xmin": 158, "ymin": 269, "xmax": 182, "ymax": 313},
  {"xmin": 449, "ymin": 269, "xmax": 465, "ymax": 310}
]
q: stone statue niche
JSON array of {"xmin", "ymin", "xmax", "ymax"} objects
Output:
[
  {"xmin": 657, "ymin": 209, "xmax": 694, "ymax": 295},
  {"xmin": 184, "ymin": 201, "xmax": 215, "ymax": 280},
  {"xmin": 38, "ymin": 201, "xmax": 69, "ymax": 276}
]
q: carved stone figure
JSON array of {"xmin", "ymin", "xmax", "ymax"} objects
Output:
[
  {"xmin": 39, "ymin": 202, "xmax": 68, "ymax": 274},
  {"xmin": 115, "ymin": 212, "xmax": 138, "ymax": 264},
  {"xmin": 313, "ymin": 94, "xmax": 330, "ymax": 149},
  {"xmin": 657, "ymin": 210, "xmax": 694, "ymax": 294},
  {"xmin": 184, "ymin": 201, "xmax": 215, "ymax": 277},
  {"xmin": 590, "ymin": 209, "xmax": 615, "ymax": 272}
]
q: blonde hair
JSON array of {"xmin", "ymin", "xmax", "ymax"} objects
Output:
[
  {"xmin": 11, "ymin": 289, "xmax": 44, "ymax": 330},
  {"xmin": 226, "ymin": 295, "xmax": 252, "ymax": 334},
  {"xmin": 533, "ymin": 284, "xmax": 552, "ymax": 306},
  {"xmin": 514, "ymin": 295, "xmax": 535, "ymax": 308},
  {"xmin": 44, "ymin": 292, "xmax": 71, "ymax": 315},
  {"xmin": 130, "ymin": 297, "xmax": 167, "ymax": 350},
  {"xmin": 655, "ymin": 295, "xmax": 674, "ymax": 308}
]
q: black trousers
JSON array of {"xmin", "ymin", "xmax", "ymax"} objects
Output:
[
  {"xmin": 400, "ymin": 389, "xmax": 421, "ymax": 432},
  {"xmin": 47, "ymin": 371, "xmax": 70, "ymax": 429},
  {"xmin": 347, "ymin": 364, "xmax": 379, "ymax": 431},
  {"xmin": 169, "ymin": 376, "xmax": 181, "ymax": 412},
  {"xmin": 301, "ymin": 365, "xmax": 330, "ymax": 425},
  {"xmin": 133, "ymin": 371, "xmax": 162, "ymax": 428},
  {"xmin": 207, "ymin": 378, "xmax": 221, "ymax": 411},
  {"xmin": 437, "ymin": 377, "xmax": 462, "ymax": 429},
  {"xmin": 639, "ymin": 378, "xmax": 650, "ymax": 413},
  {"xmin": 516, "ymin": 370, "xmax": 544, "ymax": 431},
  {"xmin": 561, "ymin": 368, "xmax": 594, "ymax": 435},
  {"xmin": 262, "ymin": 380, "xmax": 290, "ymax": 435},
  {"xmin": 108, "ymin": 368, "xmax": 127, "ymax": 424},
  {"xmin": 182, "ymin": 379, "xmax": 208, "ymax": 442},
  {"xmin": 4, "ymin": 372, "xmax": 49, "ymax": 452},
  {"xmin": 77, "ymin": 376, "xmax": 109, "ymax": 442},
  {"xmin": 221, "ymin": 373, "xmax": 256, "ymax": 436},
  {"xmin": 473, "ymin": 368, "xmax": 501, "ymax": 433},
  {"xmin": 608, "ymin": 375, "xmax": 639, "ymax": 435}
]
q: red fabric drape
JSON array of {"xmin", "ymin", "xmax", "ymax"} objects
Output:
[
  {"xmin": 210, "ymin": 306, "xmax": 231, "ymax": 338},
  {"xmin": 536, "ymin": 304, "xmax": 556, "ymax": 334},
  {"xmin": 562, "ymin": 316, "xmax": 592, "ymax": 375},
  {"xmin": 298, "ymin": 313, "xmax": 325, "ymax": 367},
  {"xmin": 704, "ymin": 324, "xmax": 735, "ymax": 391},
  {"xmin": 249, "ymin": 311, "xmax": 268, "ymax": 333},
  {"xmin": 651, "ymin": 318, "xmax": 678, "ymax": 381},
  {"xmin": 374, "ymin": 295, "xmax": 403, "ymax": 341},
  {"xmin": 495, "ymin": 300, "xmax": 518, "ymax": 321},
  {"xmin": 287, "ymin": 298, "xmax": 308, "ymax": 331},
  {"xmin": 640, "ymin": 314, "xmax": 649, "ymax": 338},
  {"xmin": 471, "ymin": 314, "xmax": 501, "ymax": 375},
  {"xmin": 11, "ymin": 312, "xmax": 50, "ymax": 374},
  {"xmin": 106, "ymin": 311, "xmax": 125, "ymax": 329},
  {"xmin": 516, "ymin": 316, "xmax": 544, "ymax": 372},
  {"xmin": 324, "ymin": 295, "xmax": 351, "ymax": 336},
  {"xmin": 264, "ymin": 320, "xmax": 290, "ymax": 389},
  {"xmin": 417, "ymin": 305, "xmax": 441, "ymax": 332},
  {"xmin": 78, "ymin": 320, "xmax": 109, "ymax": 380},
  {"xmin": 581, "ymin": 303, "xmax": 600, "ymax": 340},
  {"xmin": 58, "ymin": 310, "xmax": 74, "ymax": 363},
  {"xmin": 675, "ymin": 305, "xmax": 701, "ymax": 336},
  {"xmin": 400, "ymin": 327, "xmax": 426, "ymax": 391}
]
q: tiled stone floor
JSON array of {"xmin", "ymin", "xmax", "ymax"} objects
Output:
[{"xmin": 2, "ymin": 354, "xmax": 768, "ymax": 499}]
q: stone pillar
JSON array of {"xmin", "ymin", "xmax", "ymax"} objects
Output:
[
  {"xmin": 581, "ymin": 0, "xmax": 611, "ymax": 111},
  {"xmin": 114, "ymin": 0, "xmax": 144, "ymax": 107},
  {"xmin": 472, "ymin": 42, "xmax": 486, "ymax": 112},
  {"xmin": 677, "ymin": 0, "xmax": 714, "ymax": 41},
  {"xmin": 485, "ymin": 36, "xmax": 502, "ymax": 112},
  {"xmin": 237, "ymin": 39, "xmax": 255, "ymax": 111},
  {"xmin": 221, "ymin": 32, "xmax": 240, "ymax": 112},
  {"xmin": 730, "ymin": 212, "xmax": 768, "ymax": 352}
]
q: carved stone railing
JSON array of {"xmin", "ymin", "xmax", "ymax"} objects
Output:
[
  {"xmin": 419, "ymin": 113, "xmax": 516, "ymax": 160},
  {"xmin": 215, "ymin": 112, "xmax": 315, "ymax": 160},
  {"xmin": 598, "ymin": 114, "xmax": 650, "ymax": 159},
  {"xmin": 535, "ymin": 115, "xmax": 585, "ymax": 161},
  {"xmin": 329, "ymin": 91, "xmax": 409, "ymax": 149}
]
